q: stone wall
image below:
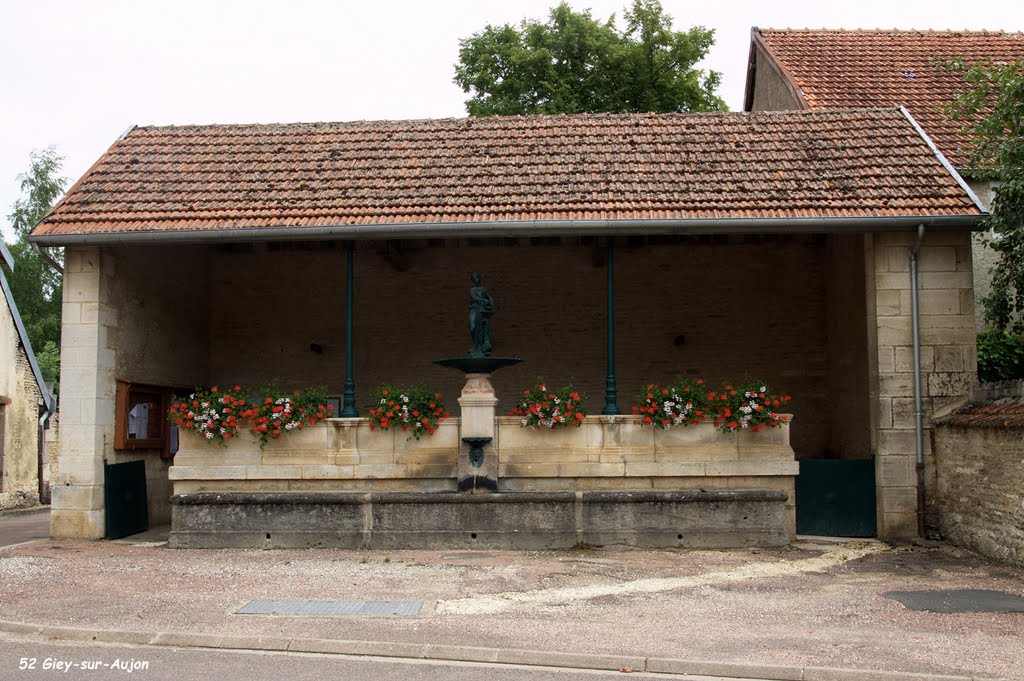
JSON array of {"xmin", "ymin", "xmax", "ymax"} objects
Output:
[
  {"xmin": 933, "ymin": 416, "xmax": 1024, "ymax": 567},
  {"xmin": 52, "ymin": 246, "xmax": 210, "ymax": 537},
  {"xmin": 0, "ymin": 291, "xmax": 42, "ymax": 510},
  {"xmin": 863, "ymin": 231, "xmax": 978, "ymax": 540},
  {"xmin": 170, "ymin": 417, "xmax": 797, "ymax": 534},
  {"xmin": 169, "ymin": 417, "xmax": 797, "ymax": 548}
]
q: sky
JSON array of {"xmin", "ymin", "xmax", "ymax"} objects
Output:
[{"xmin": 2, "ymin": 0, "xmax": 1023, "ymax": 239}]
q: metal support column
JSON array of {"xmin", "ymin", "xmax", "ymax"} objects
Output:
[
  {"xmin": 602, "ymin": 238, "xmax": 621, "ymax": 415},
  {"xmin": 341, "ymin": 240, "xmax": 359, "ymax": 417}
]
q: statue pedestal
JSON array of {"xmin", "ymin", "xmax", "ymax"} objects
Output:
[{"xmin": 457, "ymin": 373, "xmax": 499, "ymax": 491}]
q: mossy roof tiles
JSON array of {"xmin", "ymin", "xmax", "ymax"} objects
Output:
[{"xmin": 32, "ymin": 109, "xmax": 982, "ymax": 241}]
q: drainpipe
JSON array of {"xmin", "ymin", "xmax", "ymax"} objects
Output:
[
  {"xmin": 29, "ymin": 242, "xmax": 64, "ymax": 275},
  {"xmin": 910, "ymin": 224, "xmax": 926, "ymax": 538}
]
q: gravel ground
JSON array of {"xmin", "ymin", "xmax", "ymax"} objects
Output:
[{"xmin": 1, "ymin": 538, "xmax": 1022, "ymax": 679}]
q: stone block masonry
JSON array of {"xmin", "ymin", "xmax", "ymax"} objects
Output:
[
  {"xmin": 864, "ymin": 231, "xmax": 977, "ymax": 540},
  {"xmin": 934, "ymin": 424, "xmax": 1024, "ymax": 566},
  {"xmin": 170, "ymin": 489, "xmax": 791, "ymax": 550},
  {"xmin": 169, "ymin": 416, "xmax": 797, "ymax": 546},
  {"xmin": 52, "ymin": 245, "xmax": 210, "ymax": 538},
  {"xmin": 933, "ymin": 382, "xmax": 1024, "ymax": 567}
]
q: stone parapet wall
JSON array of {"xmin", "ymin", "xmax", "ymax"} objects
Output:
[
  {"xmin": 172, "ymin": 418, "xmax": 796, "ymax": 488},
  {"xmin": 170, "ymin": 417, "xmax": 797, "ymax": 536}
]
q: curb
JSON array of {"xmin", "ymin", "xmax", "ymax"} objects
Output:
[{"xmin": 0, "ymin": 619, "xmax": 1006, "ymax": 681}]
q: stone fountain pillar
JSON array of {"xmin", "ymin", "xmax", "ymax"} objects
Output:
[
  {"xmin": 435, "ymin": 357, "xmax": 521, "ymax": 492},
  {"xmin": 457, "ymin": 373, "xmax": 499, "ymax": 491}
]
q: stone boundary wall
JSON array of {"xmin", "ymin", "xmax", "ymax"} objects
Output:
[{"xmin": 933, "ymin": 381, "xmax": 1024, "ymax": 567}]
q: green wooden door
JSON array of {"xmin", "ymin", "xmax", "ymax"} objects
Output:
[
  {"xmin": 796, "ymin": 459, "xmax": 876, "ymax": 537},
  {"xmin": 104, "ymin": 460, "xmax": 149, "ymax": 539}
]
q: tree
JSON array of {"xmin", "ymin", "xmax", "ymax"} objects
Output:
[
  {"xmin": 453, "ymin": 0, "xmax": 725, "ymax": 116},
  {"xmin": 947, "ymin": 58, "xmax": 1024, "ymax": 333},
  {"xmin": 4, "ymin": 147, "xmax": 67, "ymax": 389}
]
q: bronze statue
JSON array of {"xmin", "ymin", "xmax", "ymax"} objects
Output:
[{"xmin": 468, "ymin": 272, "xmax": 494, "ymax": 358}]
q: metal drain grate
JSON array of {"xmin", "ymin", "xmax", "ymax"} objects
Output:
[{"xmin": 236, "ymin": 599, "xmax": 425, "ymax": 617}]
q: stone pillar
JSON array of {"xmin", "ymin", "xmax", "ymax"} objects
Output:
[
  {"xmin": 51, "ymin": 247, "xmax": 117, "ymax": 538},
  {"xmin": 457, "ymin": 373, "xmax": 498, "ymax": 490},
  {"xmin": 864, "ymin": 231, "xmax": 977, "ymax": 540}
]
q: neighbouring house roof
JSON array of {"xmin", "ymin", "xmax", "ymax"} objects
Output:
[
  {"xmin": 0, "ymin": 245, "xmax": 56, "ymax": 416},
  {"xmin": 746, "ymin": 29, "xmax": 1024, "ymax": 168},
  {"xmin": 30, "ymin": 109, "xmax": 983, "ymax": 245}
]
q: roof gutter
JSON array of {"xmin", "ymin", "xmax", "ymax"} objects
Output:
[
  {"xmin": 0, "ymin": 267, "xmax": 56, "ymax": 420},
  {"xmin": 28, "ymin": 214, "xmax": 985, "ymax": 247},
  {"xmin": 0, "ymin": 240, "xmax": 13, "ymax": 270},
  {"xmin": 29, "ymin": 242, "xmax": 64, "ymax": 274}
]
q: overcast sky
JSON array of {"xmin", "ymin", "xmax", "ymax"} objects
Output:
[{"xmin": 2, "ymin": 0, "xmax": 1022, "ymax": 238}]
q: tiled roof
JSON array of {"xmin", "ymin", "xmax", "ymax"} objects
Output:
[
  {"xmin": 752, "ymin": 29, "xmax": 1024, "ymax": 168},
  {"xmin": 31, "ymin": 109, "xmax": 982, "ymax": 241},
  {"xmin": 933, "ymin": 397, "xmax": 1024, "ymax": 428}
]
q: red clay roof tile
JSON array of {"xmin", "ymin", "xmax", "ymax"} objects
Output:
[
  {"xmin": 753, "ymin": 29, "xmax": 1024, "ymax": 168},
  {"xmin": 32, "ymin": 109, "xmax": 982, "ymax": 241},
  {"xmin": 933, "ymin": 397, "xmax": 1024, "ymax": 428}
]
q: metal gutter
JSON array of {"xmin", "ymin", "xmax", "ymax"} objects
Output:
[
  {"xmin": 28, "ymin": 214, "xmax": 985, "ymax": 247},
  {"xmin": 0, "ymin": 267, "xmax": 56, "ymax": 418},
  {"xmin": 0, "ymin": 240, "xmax": 12, "ymax": 270},
  {"xmin": 899, "ymin": 106, "xmax": 988, "ymax": 214},
  {"xmin": 29, "ymin": 242, "xmax": 63, "ymax": 274}
]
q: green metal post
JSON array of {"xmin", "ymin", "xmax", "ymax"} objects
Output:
[
  {"xmin": 341, "ymin": 240, "xmax": 358, "ymax": 417},
  {"xmin": 602, "ymin": 238, "xmax": 621, "ymax": 415}
]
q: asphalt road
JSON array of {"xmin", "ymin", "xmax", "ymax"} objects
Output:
[
  {"xmin": 0, "ymin": 639, "xmax": 746, "ymax": 681},
  {"xmin": 0, "ymin": 508, "xmax": 49, "ymax": 548}
]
